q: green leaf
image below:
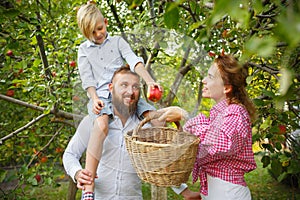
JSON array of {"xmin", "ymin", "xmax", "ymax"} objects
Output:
[
  {"xmin": 244, "ymin": 36, "xmax": 276, "ymax": 58},
  {"xmin": 252, "ymin": 0, "xmax": 264, "ymax": 14},
  {"xmin": 277, "ymin": 172, "xmax": 288, "ymax": 182},
  {"xmin": 164, "ymin": 3, "xmax": 179, "ymax": 29},
  {"xmin": 253, "ymin": 99, "xmax": 265, "ymax": 106},
  {"xmin": 261, "ymin": 155, "xmax": 270, "ymax": 168},
  {"xmin": 275, "ymin": 142, "xmax": 282, "ymax": 151},
  {"xmin": 260, "ymin": 116, "xmax": 272, "ymax": 130},
  {"xmin": 279, "ymin": 68, "xmax": 293, "ymax": 96},
  {"xmin": 270, "ymin": 159, "xmax": 283, "ymax": 178},
  {"xmin": 275, "ymin": 10, "xmax": 300, "ymax": 47},
  {"xmin": 278, "ymin": 154, "xmax": 290, "ymax": 163},
  {"xmin": 0, "ymin": 168, "xmax": 7, "ymax": 183},
  {"xmin": 287, "ymin": 160, "xmax": 300, "ymax": 174},
  {"xmin": 3, "ymin": 9, "xmax": 20, "ymax": 18},
  {"xmin": 209, "ymin": 0, "xmax": 250, "ymax": 28},
  {"xmin": 262, "ymin": 89, "xmax": 275, "ymax": 98}
]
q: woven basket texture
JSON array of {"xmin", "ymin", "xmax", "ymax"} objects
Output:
[{"xmin": 125, "ymin": 120, "xmax": 200, "ymax": 187}]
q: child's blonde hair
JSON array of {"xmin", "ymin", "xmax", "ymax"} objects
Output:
[{"xmin": 77, "ymin": 3, "xmax": 104, "ymax": 41}]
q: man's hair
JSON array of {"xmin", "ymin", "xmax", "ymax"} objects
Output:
[
  {"xmin": 77, "ymin": 3, "xmax": 104, "ymax": 41},
  {"xmin": 111, "ymin": 65, "xmax": 139, "ymax": 83}
]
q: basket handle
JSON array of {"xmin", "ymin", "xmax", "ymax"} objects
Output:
[{"xmin": 132, "ymin": 111, "xmax": 182, "ymax": 137}]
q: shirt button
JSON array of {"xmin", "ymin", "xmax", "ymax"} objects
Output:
[{"xmin": 101, "ymin": 58, "xmax": 103, "ymax": 60}]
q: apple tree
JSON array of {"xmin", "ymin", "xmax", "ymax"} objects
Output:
[{"xmin": 0, "ymin": 0, "xmax": 300, "ymax": 198}]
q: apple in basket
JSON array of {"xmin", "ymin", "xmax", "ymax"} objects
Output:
[{"xmin": 147, "ymin": 85, "xmax": 162, "ymax": 102}]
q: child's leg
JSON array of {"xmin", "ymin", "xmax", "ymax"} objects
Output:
[{"xmin": 84, "ymin": 114, "xmax": 109, "ymax": 196}]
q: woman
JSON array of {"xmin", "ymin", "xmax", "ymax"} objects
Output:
[{"xmin": 158, "ymin": 54, "xmax": 257, "ymax": 200}]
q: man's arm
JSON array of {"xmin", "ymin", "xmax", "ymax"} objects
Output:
[{"xmin": 62, "ymin": 115, "xmax": 92, "ymax": 183}]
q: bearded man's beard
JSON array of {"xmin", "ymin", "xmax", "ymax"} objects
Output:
[{"xmin": 112, "ymin": 91, "xmax": 139, "ymax": 119}]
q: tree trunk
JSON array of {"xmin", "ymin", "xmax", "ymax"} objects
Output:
[
  {"xmin": 151, "ymin": 185, "xmax": 167, "ymax": 200},
  {"xmin": 67, "ymin": 177, "xmax": 78, "ymax": 200}
]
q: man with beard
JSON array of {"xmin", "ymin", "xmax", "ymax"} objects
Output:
[
  {"xmin": 63, "ymin": 66, "xmax": 201, "ymax": 199},
  {"xmin": 63, "ymin": 66, "xmax": 148, "ymax": 199}
]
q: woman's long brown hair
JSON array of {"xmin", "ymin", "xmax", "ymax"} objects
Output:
[{"xmin": 214, "ymin": 54, "xmax": 256, "ymax": 122}]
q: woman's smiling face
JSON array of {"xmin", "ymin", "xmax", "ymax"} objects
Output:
[{"xmin": 202, "ymin": 63, "xmax": 227, "ymax": 103}]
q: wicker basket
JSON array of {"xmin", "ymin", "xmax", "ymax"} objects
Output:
[{"xmin": 124, "ymin": 115, "xmax": 200, "ymax": 187}]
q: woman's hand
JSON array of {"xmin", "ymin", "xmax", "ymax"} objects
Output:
[{"xmin": 156, "ymin": 106, "xmax": 189, "ymax": 122}]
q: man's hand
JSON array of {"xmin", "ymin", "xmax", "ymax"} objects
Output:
[
  {"xmin": 181, "ymin": 188, "xmax": 202, "ymax": 200},
  {"xmin": 75, "ymin": 169, "xmax": 97, "ymax": 190}
]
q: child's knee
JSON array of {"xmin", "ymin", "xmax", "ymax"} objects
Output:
[{"xmin": 94, "ymin": 116, "xmax": 109, "ymax": 134}]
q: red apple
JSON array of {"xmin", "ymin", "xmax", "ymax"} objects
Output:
[
  {"xmin": 6, "ymin": 90, "xmax": 14, "ymax": 97},
  {"xmin": 278, "ymin": 124, "xmax": 286, "ymax": 134},
  {"xmin": 55, "ymin": 147, "xmax": 63, "ymax": 153},
  {"xmin": 40, "ymin": 156, "xmax": 48, "ymax": 163},
  {"xmin": 69, "ymin": 60, "xmax": 76, "ymax": 67},
  {"xmin": 72, "ymin": 95, "xmax": 80, "ymax": 101},
  {"xmin": 208, "ymin": 51, "xmax": 216, "ymax": 57},
  {"xmin": 6, "ymin": 50, "xmax": 13, "ymax": 57},
  {"xmin": 147, "ymin": 85, "xmax": 162, "ymax": 102},
  {"xmin": 51, "ymin": 71, "xmax": 56, "ymax": 77},
  {"xmin": 35, "ymin": 174, "xmax": 41, "ymax": 183}
]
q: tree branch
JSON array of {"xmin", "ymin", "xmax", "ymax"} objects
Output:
[
  {"xmin": 0, "ymin": 94, "xmax": 84, "ymax": 120},
  {"xmin": 191, "ymin": 81, "xmax": 203, "ymax": 117},
  {"xmin": 27, "ymin": 125, "xmax": 64, "ymax": 168},
  {"xmin": 107, "ymin": 0, "xmax": 127, "ymax": 41},
  {"xmin": 247, "ymin": 62, "xmax": 280, "ymax": 77},
  {"xmin": 0, "ymin": 113, "xmax": 49, "ymax": 144},
  {"xmin": 164, "ymin": 46, "xmax": 191, "ymax": 106}
]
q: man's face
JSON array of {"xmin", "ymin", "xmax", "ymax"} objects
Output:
[{"xmin": 109, "ymin": 73, "xmax": 140, "ymax": 117}]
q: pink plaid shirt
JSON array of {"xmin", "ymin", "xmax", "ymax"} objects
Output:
[{"xmin": 184, "ymin": 99, "xmax": 256, "ymax": 196}]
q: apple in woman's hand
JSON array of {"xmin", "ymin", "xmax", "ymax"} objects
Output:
[{"xmin": 147, "ymin": 85, "xmax": 162, "ymax": 102}]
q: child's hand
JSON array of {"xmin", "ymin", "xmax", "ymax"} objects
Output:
[
  {"xmin": 147, "ymin": 82, "xmax": 163, "ymax": 102},
  {"xmin": 93, "ymin": 98, "xmax": 104, "ymax": 114},
  {"xmin": 147, "ymin": 82, "xmax": 163, "ymax": 92}
]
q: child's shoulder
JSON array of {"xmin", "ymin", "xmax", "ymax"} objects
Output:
[
  {"xmin": 109, "ymin": 35, "xmax": 123, "ymax": 42},
  {"xmin": 79, "ymin": 40, "xmax": 91, "ymax": 47}
]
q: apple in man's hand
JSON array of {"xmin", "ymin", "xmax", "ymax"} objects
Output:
[{"xmin": 147, "ymin": 85, "xmax": 162, "ymax": 102}]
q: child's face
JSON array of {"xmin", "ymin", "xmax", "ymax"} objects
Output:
[
  {"xmin": 202, "ymin": 63, "xmax": 227, "ymax": 103},
  {"xmin": 92, "ymin": 18, "xmax": 108, "ymax": 44}
]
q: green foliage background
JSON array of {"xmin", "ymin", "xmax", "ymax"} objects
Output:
[{"xmin": 0, "ymin": 0, "xmax": 300, "ymax": 198}]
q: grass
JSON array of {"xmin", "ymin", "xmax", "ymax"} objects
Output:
[{"xmin": 3, "ymin": 155, "xmax": 300, "ymax": 200}]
